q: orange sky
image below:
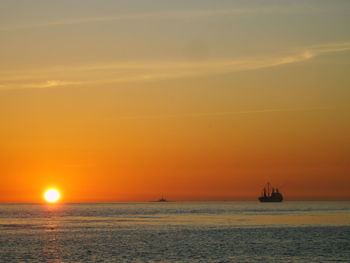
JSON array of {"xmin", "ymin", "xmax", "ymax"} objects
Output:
[{"xmin": 0, "ymin": 1, "xmax": 350, "ymax": 202}]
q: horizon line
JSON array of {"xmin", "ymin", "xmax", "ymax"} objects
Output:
[{"xmin": 1, "ymin": 199, "xmax": 349, "ymax": 204}]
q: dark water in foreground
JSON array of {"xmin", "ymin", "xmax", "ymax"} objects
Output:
[{"xmin": 0, "ymin": 202, "xmax": 349, "ymax": 262}]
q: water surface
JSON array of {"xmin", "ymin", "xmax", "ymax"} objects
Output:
[{"xmin": 0, "ymin": 202, "xmax": 349, "ymax": 262}]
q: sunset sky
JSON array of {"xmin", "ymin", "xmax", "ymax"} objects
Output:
[{"xmin": 1, "ymin": 0, "xmax": 349, "ymax": 202}]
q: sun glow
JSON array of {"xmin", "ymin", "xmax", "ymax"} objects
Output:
[{"xmin": 44, "ymin": 189, "xmax": 61, "ymax": 203}]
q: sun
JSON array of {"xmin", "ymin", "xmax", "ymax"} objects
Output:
[{"xmin": 44, "ymin": 189, "xmax": 61, "ymax": 203}]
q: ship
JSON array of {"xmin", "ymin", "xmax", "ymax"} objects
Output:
[
  {"xmin": 152, "ymin": 196, "xmax": 169, "ymax": 202},
  {"xmin": 258, "ymin": 182, "xmax": 283, "ymax": 202}
]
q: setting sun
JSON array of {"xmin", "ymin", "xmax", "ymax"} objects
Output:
[{"xmin": 44, "ymin": 189, "xmax": 61, "ymax": 203}]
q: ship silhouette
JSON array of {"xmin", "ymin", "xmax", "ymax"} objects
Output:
[
  {"xmin": 150, "ymin": 196, "xmax": 169, "ymax": 202},
  {"xmin": 157, "ymin": 197, "xmax": 168, "ymax": 202},
  {"xmin": 258, "ymin": 182, "xmax": 283, "ymax": 202}
]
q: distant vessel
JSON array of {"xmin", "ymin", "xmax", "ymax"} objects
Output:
[
  {"xmin": 258, "ymin": 183, "xmax": 283, "ymax": 202},
  {"xmin": 149, "ymin": 196, "xmax": 170, "ymax": 202},
  {"xmin": 157, "ymin": 197, "xmax": 168, "ymax": 202}
]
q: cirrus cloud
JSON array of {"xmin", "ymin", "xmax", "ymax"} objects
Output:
[{"xmin": 0, "ymin": 41, "xmax": 349, "ymax": 90}]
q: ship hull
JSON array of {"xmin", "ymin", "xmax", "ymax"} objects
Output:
[{"xmin": 258, "ymin": 197, "xmax": 283, "ymax": 202}]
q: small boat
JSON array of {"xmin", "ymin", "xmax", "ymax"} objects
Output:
[
  {"xmin": 157, "ymin": 197, "xmax": 168, "ymax": 202},
  {"xmin": 258, "ymin": 182, "xmax": 283, "ymax": 202}
]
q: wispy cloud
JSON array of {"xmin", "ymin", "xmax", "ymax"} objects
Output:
[
  {"xmin": 0, "ymin": 41, "xmax": 349, "ymax": 90},
  {"xmin": 0, "ymin": 8, "xmax": 256, "ymax": 32},
  {"xmin": 117, "ymin": 106, "xmax": 339, "ymax": 120},
  {"xmin": 0, "ymin": 6, "xmax": 319, "ymax": 32},
  {"xmin": 23, "ymin": 80, "xmax": 82, "ymax": 89},
  {"xmin": 306, "ymin": 42, "xmax": 350, "ymax": 54}
]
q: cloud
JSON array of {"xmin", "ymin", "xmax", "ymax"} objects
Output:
[
  {"xmin": 0, "ymin": 41, "xmax": 349, "ymax": 90},
  {"xmin": 24, "ymin": 80, "xmax": 81, "ymax": 89},
  {"xmin": 0, "ymin": 8, "xmax": 258, "ymax": 32},
  {"xmin": 117, "ymin": 106, "xmax": 339, "ymax": 120},
  {"xmin": 307, "ymin": 42, "xmax": 350, "ymax": 54},
  {"xmin": 0, "ymin": 5, "xmax": 318, "ymax": 32},
  {"xmin": 0, "ymin": 80, "xmax": 82, "ymax": 90}
]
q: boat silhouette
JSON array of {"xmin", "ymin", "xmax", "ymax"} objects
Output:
[
  {"xmin": 258, "ymin": 182, "xmax": 283, "ymax": 202},
  {"xmin": 149, "ymin": 196, "xmax": 169, "ymax": 202},
  {"xmin": 157, "ymin": 197, "xmax": 168, "ymax": 202}
]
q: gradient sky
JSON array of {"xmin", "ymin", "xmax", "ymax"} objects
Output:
[{"xmin": 1, "ymin": 0, "xmax": 349, "ymax": 202}]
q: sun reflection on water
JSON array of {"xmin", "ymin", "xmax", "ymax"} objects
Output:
[{"xmin": 42, "ymin": 205, "xmax": 62, "ymax": 263}]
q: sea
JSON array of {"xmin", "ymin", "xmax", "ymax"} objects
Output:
[{"xmin": 0, "ymin": 202, "xmax": 349, "ymax": 262}]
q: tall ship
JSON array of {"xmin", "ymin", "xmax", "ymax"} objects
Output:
[{"xmin": 258, "ymin": 183, "xmax": 283, "ymax": 202}]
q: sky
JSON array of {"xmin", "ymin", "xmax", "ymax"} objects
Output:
[{"xmin": 0, "ymin": 0, "xmax": 349, "ymax": 202}]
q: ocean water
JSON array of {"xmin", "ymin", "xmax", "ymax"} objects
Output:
[{"xmin": 0, "ymin": 202, "xmax": 349, "ymax": 262}]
